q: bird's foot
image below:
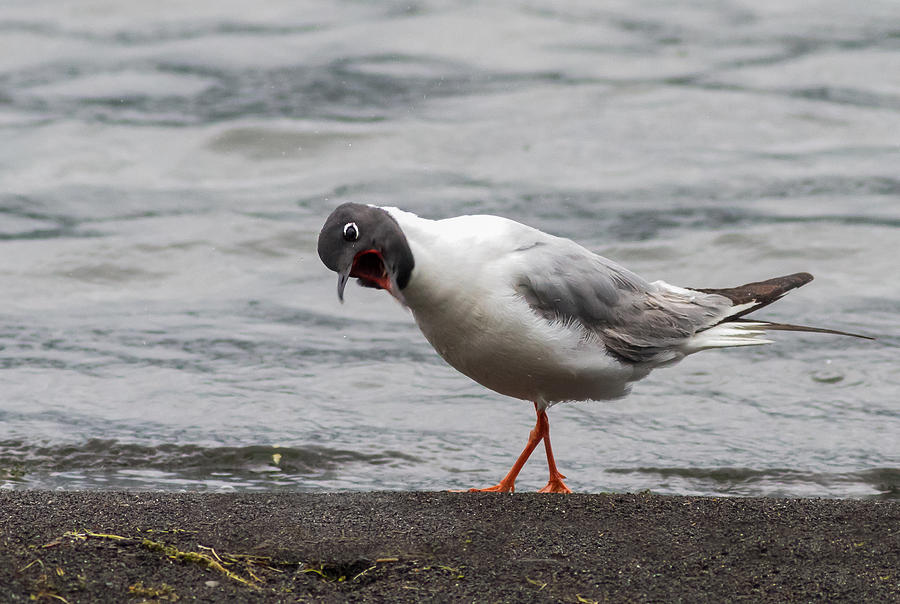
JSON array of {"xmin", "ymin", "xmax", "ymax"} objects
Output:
[
  {"xmin": 468, "ymin": 480, "xmax": 516, "ymax": 493},
  {"xmin": 537, "ymin": 475, "xmax": 572, "ymax": 494}
]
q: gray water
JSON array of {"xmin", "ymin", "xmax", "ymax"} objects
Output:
[{"xmin": 1, "ymin": 1, "xmax": 898, "ymax": 499}]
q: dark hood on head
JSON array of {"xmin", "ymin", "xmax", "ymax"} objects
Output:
[{"xmin": 317, "ymin": 203, "xmax": 415, "ymax": 302}]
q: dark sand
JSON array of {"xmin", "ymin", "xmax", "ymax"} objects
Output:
[{"xmin": 2, "ymin": 491, "xmax": 897, "ymax": 603}]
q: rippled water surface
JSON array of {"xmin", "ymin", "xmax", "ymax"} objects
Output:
[{"xmin": 1, "ymin": 1, "xmax": 898, "ymax": 498}]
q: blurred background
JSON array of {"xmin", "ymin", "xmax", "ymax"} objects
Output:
[{"xmin": 0, "ymin": 0, "xmax": 897, "ymax": 497}]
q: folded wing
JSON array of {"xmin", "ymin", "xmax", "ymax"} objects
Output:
[
  {"xmin": 510, "ymin": 241, "xmax": 868, "ymax": 366},
  {"xmin": 510, "ymin": 239, "xmax": 734, "ymax": 365}
]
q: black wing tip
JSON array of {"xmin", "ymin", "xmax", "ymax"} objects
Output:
[
  {"xmin": 790, "ymin": 271, "xmax": 814, "ymax": 284},
  {"xmin": 751, "ymin": 271, "xmax": 814, "ymax": 291},
  {"xmin": 693, "ymin": 272, "xmax": 815, "ymax": 312},
  {"xmin": 785, "ymin": 271, "xmax": 814, "ymax": 287}
]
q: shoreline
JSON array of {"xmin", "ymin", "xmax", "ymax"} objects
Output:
[{"xmin": 3, "ymin": 491, "xmax": 898, "ymax": 602}]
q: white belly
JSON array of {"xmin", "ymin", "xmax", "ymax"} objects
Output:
[{"xmin": 409, "ymin": 291, "xmax": 642, "ymax": 406}]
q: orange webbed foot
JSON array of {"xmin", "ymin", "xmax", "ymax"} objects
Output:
[
  {"xmin": 537, "ymin": 474, "xmax": 572, "ymax": 494},
  {"xmin": 468, "ymin": 481, "xmax": 516, "ymax": 493}
]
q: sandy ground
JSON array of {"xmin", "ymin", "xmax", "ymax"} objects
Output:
[{"xmin": 2, "ymin": 491, "xmax": 898, "ymax": 603}]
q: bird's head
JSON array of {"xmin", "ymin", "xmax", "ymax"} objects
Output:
[{"xmin": 317, "ymin": 203, "xmax": 415, "ymax": 304}]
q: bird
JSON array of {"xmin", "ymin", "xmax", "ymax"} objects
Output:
[{"xmin": 316, "ymin": 203, "xmax": 871, "ymax": 493}]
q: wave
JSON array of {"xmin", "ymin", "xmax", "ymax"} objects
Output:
[
  {"xmin": 606, "ymin": 466, "xmax": 899, "ymax": 500},
  {"xmin": 0, "ymin": 438, "xmax": 420, "ymax": 482}
]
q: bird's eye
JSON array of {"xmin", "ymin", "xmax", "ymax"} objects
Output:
[{"xmin": 342, "ymin": 222, "xmax": 359, "ymax": 241}]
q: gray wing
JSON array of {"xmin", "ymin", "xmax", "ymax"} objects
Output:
[{"xmin": 510, "ymin": 238, "xmax": 732, "ymax": 365}]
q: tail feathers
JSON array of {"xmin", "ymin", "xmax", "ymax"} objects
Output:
[
  {"xmin": 688, "ymin": 318, "xmax": 874, "ymax": 353},
  {"xmin": 687, "ymin": 321, "xmax": 773, "ymax": 353},
  {"xmin": 733, "ymin": 318, "xmax": 874, "ymax": 340},
  {"xmin": 692, "ymin": 271, "xmax": 874, "ymax": 343}
]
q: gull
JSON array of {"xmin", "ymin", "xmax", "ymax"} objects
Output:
[{"xmin": 316, "ymin": 203, "xmax": 870, "ymax": 493}]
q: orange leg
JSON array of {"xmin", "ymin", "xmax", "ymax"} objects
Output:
[
  {"xmin": 470, "ymin": 403, "xmax": 572, "ymax": 494},
  {"xmin": 537, "ymin": 417, "xmax": 572, "ymax": 494}
]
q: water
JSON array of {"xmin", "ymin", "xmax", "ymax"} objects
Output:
[{"xmin": 1, "ymin": 1, "xmax": 898, "ymax": 498}]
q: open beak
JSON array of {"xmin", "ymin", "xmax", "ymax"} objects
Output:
[{"xmin": 335, "ymin": 249, "xmax": 407, "ymax": 306}]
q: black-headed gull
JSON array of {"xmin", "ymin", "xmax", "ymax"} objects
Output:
[{"xmin": 317, "ymin": 203, "xmax": 870, "ymax": 493}]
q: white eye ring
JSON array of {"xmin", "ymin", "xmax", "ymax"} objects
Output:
[{"xmin": 342, "ymin": 221, "xmax": 359, "ymax": 241}]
